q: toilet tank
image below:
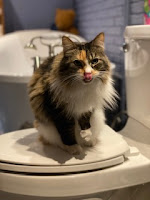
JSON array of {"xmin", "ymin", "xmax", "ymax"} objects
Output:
[{"xmin": 124, "ymin": 25, "xmax": 150, "ymax": 129}]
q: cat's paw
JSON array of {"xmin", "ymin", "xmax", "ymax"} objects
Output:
[
  {"xmin": 64, "ymin": 144, "xmax": 83, "ymax": 155},
  {"xmin": 80, "ymin": 129, "xmax": 92, "ymax": 142},
  {"xmin": 80, "ymin": 129, "xmax": 97, "ymax": 147}
]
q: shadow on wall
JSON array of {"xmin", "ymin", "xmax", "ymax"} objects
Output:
[
  {"xmin": 4, "ymin": 0, "xmax": 23, "ymax": 32},
  {"xmin": 3, "ymin": 0, "xmax": 74, "ymax": 33}
]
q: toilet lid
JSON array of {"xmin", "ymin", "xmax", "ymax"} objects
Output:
[{"xmin": 0, "ymin": 125, "xmax": 129, "ymax": 173}]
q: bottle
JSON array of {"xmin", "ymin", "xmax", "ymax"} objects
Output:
[{"xmin": 144, "ymin": 0, "xmax": 150, "ymax": 24}]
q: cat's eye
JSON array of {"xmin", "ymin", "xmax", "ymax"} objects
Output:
[
  {"xmin": 91, "ymin": 58, "xmax": 99, "ymax": 64},
  {"xmin": 73, "ymin": 60, "xmax": 83, "ymax": 67}
]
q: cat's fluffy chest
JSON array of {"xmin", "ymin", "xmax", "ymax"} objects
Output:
[
  {"xmin": 28, "ymin": 32, "xmax": 117, "ymax": 155},
  {"xmin": 51, "ymin": 79, "xmax": 105, "ymax": 117}
]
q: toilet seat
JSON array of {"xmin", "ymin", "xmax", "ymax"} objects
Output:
[
  {"xmin": 0, "ymin": 125, "xmax": 129, "ymax": 174},
  {"xmin": 1, "ymin": 120, "xmax": 150, "ymax": 197}
]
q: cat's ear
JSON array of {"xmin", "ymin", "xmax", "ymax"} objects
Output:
[
  {"xmin": 91, "ymin": 32, "xmax": 105, "ymax": 48},
  {"xmin": 62, "ymin": 36, "xmax": 77, "ymax": 53}
]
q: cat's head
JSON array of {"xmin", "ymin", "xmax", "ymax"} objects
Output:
[{"xmin": 59, "ymin": 33, "xmax": 111, "ymax": 85}]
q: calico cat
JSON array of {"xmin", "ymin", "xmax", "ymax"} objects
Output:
[{"xmin": 28, "ymin": 33, "xmax": 116, "ymax": 155}]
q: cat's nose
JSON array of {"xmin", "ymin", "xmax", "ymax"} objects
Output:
[{"xmin": 84, "ymin": 72, "xmax": 92, "ymax": 81}]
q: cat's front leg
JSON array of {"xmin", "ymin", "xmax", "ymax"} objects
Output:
[
  {"xmin": 53, "ymin": 115, "xmax": 83, "ymax": 155},
  {"xmin": 80, "ymin": 128, "xmax": 97, "ymax": 147},
  {"xmin": 78, "ymin": 111, "xmax": 97, "ymax": 147}
]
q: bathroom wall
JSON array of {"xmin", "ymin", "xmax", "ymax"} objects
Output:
[
  {"xmin": 3, "ymin": 0, "xmax": 74, "ymax": 33},
  {"xmin": 75, "ymin": 0, "xmax": 144, "ymax": 70},
  {"xmin": 4, "ymin": 0, "xmax": 144, "ymax": 61},
  {"xmin": 130, "ymin": 0, "xmax": 144, "ymax": 25}
]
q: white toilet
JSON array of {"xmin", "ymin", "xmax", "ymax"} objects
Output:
[{"xmin": 0, "ymin": 25, "xmax": 150, "ymax": 199}]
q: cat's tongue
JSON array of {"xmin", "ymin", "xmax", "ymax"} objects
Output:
[{"xmin": 84, "ymin": 73, "xmax": 92, "ymax": 81}]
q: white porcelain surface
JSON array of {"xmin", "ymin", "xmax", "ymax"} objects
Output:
[
  {"xmin": 1, "ymin": 118, "xmax": 150, "ymax": 197},
  {"xmin": 121, "ymin": 117, "xmax": 150, "ymax": 160},
  {"xmin": 0, "ymin": 183, "xmax": 150, "ymax": 200},
  {"xmin": 124, "ymin": 25, "xmax": 150, "ymax": 129},
  {"xmin": 0, "ymin": 30, "xmax": 85, "ymax": 83},
  {"xmin": 124, "ymin": 25, "xmax": 150, "ymax": 39},
  {"xmin": 1, "ymin": 118, "xmax": 150, "ymax": 198},
  {"xmin": 1, "ymin": 150, "xmax": 150, "ymax": 197},
  {"xmin": 0, "ymin": 125, "xmax": 129, "ymax": 173},
  {"xmin": 0, "ymin": 34, "xmax": 31, "ymax": 77}
]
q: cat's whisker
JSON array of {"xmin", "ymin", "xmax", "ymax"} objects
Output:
[
  {"xmin": 60, "ymin": 74, "xmax": 81, "ymax": 86},
  {"xmin": 58, "ymin": 74, "xmax": 75, "ymax": 85},
  {"xmin": 70, "ymin": 76, "xmax": 82, "ymax": 86},
  {"xmin": 96, "ymin": 71, "xmax": 109, "ymax": 79}
]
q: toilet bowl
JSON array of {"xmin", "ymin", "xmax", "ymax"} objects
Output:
[
  {"xmin": 1, "ymin": 25, "xmax": 150, "ymax": 199},
  {"xmin": 0, "ymin": 125, "xmax": 130, "ymax": 198}
]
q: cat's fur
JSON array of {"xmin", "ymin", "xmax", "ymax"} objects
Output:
[{"xmin": 28, "ymin": 33, "xmax": 117, "ymax": 155}]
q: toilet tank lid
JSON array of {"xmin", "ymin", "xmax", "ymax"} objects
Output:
[{"xmin": 124, "ymin": 25, "xmax": 150, "ymax": 39}]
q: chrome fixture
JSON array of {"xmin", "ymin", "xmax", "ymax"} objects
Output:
[
  {"xmin": 25, "ymin": 34, "xmax": 81, "ymax": 71},
  {"xmin": 24, "ymin": 36, "xmax": 62, "ymax": 57},
  {"xmin": 122, "ymin": 42, "xmax": 129, "ymax": 53},
  {"xmin": 24, "ymin": 34, "xmax": 81, "ymax": 56},
  {"xmin": 32, "ymin": 56, "xmax": 48, "ymax": 71},
  {"xmin": 24, "ymin": 36, "xmax": 42, "ymax": 50},
  {"xmin": 32, "ymin": 56, "xmax": 41, "ymax": 71},
  {"xmin": 24, "ymin": 42, "xmax": 37, "ymax": 50}
]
